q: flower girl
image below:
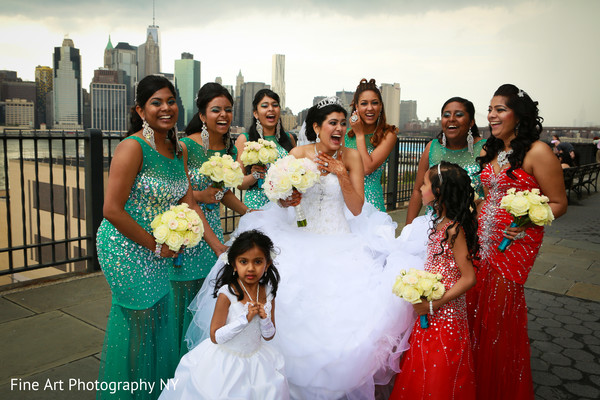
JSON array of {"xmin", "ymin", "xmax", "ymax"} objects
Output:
[
  {"xmin": 390, "ymin": 162, "xmax": 478, "ymax": 399},
  {"xmin": 159, "ymin": 230, "xmax": 289, "ymax": 400}
]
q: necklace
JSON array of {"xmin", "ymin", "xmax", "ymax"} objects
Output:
[
  {"xmin": 238, "ymin": 279, "xmax": 259, "ymax": 305},
  {"xmin": 314, "ymin": 144, "xmax": 338, "ymax": 159},
  {"xmin": 497, "ymin": 149, "xmax": 513, "ymax": 168}
]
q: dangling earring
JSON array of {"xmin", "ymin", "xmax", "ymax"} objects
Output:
[
  {"xmin": 256, "ymin": 119, "xmax": 264, "ymax": 139},
  {"xmin": 441, "ymin": 132, "xmax": 446, "ymax": 148},
  {"xmin": 316, "ymin": 132, "xmax": 321, "ymax": 143},
  {"xmin": 275, "ymin": 120, "xmax": 281, "ymax": 141},
  {"xmin": 467, "ymin": 128, "xmax": 474, "ymax": 155},
  {"xmin": 142, "ymin": 119, "xmax": 156, "ymax": 150},
  {"xmin": 172, "ymin": 126, "xmax": 181, "ymax": 156},
  {"xmin": 201, "ymin": 122, "xmax": 209, "ymax": 156},
  {"xmin": 224, "ymin": 130, "xmax": 231, "ymax": 152}
]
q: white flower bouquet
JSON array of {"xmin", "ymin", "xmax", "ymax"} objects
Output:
[
  {"xmin": 263, "ymin": 155, "xmax": 320, "ymax": 227},
  {"xmin": 150, "ymin": 203, "xmax": 204, "ymax": 267},
  {"xmin": 497, "ymin": 188, "xmax": 554, "ymax": 251},
  {"xmin": 392, "ymin": 268, "xmax": 445, "ymax": 329},
  {"xmin": 198, "ymin": 153, "xmax": 244, "ymax": 209},
  {"xmin": 240, "ymin": 139, "xmax": 279, "ymax": 166}
]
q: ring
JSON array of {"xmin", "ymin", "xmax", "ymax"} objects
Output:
[
  {"xmin": 214, "ymin": 191, "xmax": 225, "ymax": 201},
  {"xmin": 252, "ymin": 171, "xmax": 262, "ymax": 180},
  {"xmin": 514, "ymin": 231, "xmax": 526, "ymax": 240},
  {"xmin": 323, "ymin": 162, "xmax": 329, "ymax": 167},
  {"xmin": 350, "ymin": 114, "xmax": 358, "ymax": 123},
  {"xmin": 321, "ymin": 169, "xmax": 327, "ymax": 173}
]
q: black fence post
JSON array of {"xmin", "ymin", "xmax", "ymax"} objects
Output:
[
  {"xmin": 85, "ymin": 129, "xmax": 104, "ymax": 272},
  {"xmin": 386, "ymin": 139, "xmax": 400, "ymax": 210}
]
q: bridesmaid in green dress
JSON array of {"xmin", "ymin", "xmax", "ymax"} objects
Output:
[
  {"xmin": 345, "ymin": 79, "xmax": 398, "ymax": 212},
  {"xmin": 171, "ymin": 83, "xmax": 249, "ymax": 357},
  {"xmin": 235, "ymin": 89, "xmax": 296, "ymax": 209},
  {"xmin": 96, "ymin": 76, "xmax": 225, "ymax": 399},
  {"xmin": 405, "ymin": 97, "xmax": 486, "ymax": 224}
]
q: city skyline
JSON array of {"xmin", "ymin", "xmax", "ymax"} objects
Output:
[{"xmin": 1, "ymin": 0, "xmax": 599, "ymax": 126}]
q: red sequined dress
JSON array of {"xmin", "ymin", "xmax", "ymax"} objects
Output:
[
  {"xmin": 390, "ymin": 220, "xmax": 476, "ymax": 400},
  {"xmin": 467, "ymin": 163, "xmax": 540, "ymax": 400}
]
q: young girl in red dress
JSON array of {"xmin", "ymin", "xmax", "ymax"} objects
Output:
[{"xmin": 390, "ymin": 161, "xmax": 478, "ymax": 400}]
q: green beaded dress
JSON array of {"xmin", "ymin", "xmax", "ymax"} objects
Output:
[
  {"xmin": 170, "ymin": 137, "xmax": 236, "ymax": 357},
  {"xmin": 428, "ymin": 138, "xmax": 486, "ymax": 197},
  {"xmin": 96, "ymin": 136, "xmax": 189, "ymax": 400},
  {"xmin": 344, "ymin": 133, "xmax": 386, "ymax": 211},
  {"xmin": 241, "ymin": 132, "xmax": 290, "ymax": 209}
]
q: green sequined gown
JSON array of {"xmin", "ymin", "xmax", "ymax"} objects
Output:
[
  {"xmin": 240, "ymin": 132, "xmax": 290, "ymax": 209},
  {"xmin": 344, "ymin": 133, "xmax": 386, "ymax": 211},
  {"xmin": 428, "ymin": 138, "xmax": 486, "ymax": 197},
  {"xmin": 96, "ymin": 136, "xmax": 189, "ymax": 400},
  {"xmin": 170, "ymin": 137, "xmax": 235, "ymax": 357}
]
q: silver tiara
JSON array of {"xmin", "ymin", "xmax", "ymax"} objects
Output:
[{"xmin": 316, "ymin": 96, "xmax": 342, "ymax": 109}]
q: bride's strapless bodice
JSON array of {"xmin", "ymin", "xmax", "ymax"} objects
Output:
[
  {"xmin": 302, "ymin": 173, "xmax": 351, "ymax": 235},
  {"xmin": 218, "ymin": 286, "xmax": 273, "ymax": 357}
]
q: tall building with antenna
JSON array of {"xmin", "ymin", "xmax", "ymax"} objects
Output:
[
  {"xmin": 271, "ymin": 54, "xmax": 285, "ymax": 109},
  {"xmin": 138, "ymin": 0, "xmax": 161, "ymax": 79}
]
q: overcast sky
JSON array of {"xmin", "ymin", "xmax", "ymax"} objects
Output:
[{"xmin": 1, "ymin": 0, "xmax": 598, "ymax": 127}]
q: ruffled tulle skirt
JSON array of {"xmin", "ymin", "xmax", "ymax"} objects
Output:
[{"xmin": 186, "ymin": 203, "xmax": 425, "ymax": 399}]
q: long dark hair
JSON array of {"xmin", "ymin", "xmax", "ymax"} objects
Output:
[
  {"xmin": 436, "ymin": 96, "xmax": 480, "ymax": 144},
  {"xmin": 213, "ymin": 230, "xmax": 280, "ymax": 300},
  {"xmin": 184, "ymin": 83, "xmax": 235, "ymax": 154},
  {"xmin": 128, "ymin": 75, "xmax": 181, "ymax": 156},
  {"xmin": 247, "ymin": 89, "xmax": 294, "ymax": 152},
  {"xmin": 347, "ymin": 78, "xmax": 398, "ymax": 146},
  {"xmin": 428, "ymin": 161, "xmax": 479, "ymax": 260},
  {"xmin": 477, "ymin": 84, "xmax": 543, "ymax": 179},
  {"xmin": 304, "ymin": 101, "xmax": 348, "ymax": 142}
]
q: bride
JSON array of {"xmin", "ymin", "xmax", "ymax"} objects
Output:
[{"xmin": 184, "ymin": 97, "xmax": 421, "ymax": 400}]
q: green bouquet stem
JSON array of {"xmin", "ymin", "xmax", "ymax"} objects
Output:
[{"xmin": 294, "ymin": 204, "xmax": 307, "ymax": 227}]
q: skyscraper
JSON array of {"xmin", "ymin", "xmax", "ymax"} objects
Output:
[
  {"xmin": 138, "ymin": 4, "xmax": 161, "ymax": 79},
  {"xmin": 90, "ymin": 69, "xmax": 127, "ymax": 132},
  {"xmin": 104, "ymin": 38, "xmax": 138, "ymax": 108},
  {"xmin": 35, "ymin": 66, "xmax": 53, "ymax": 128},
  {"xmin": 399, "ymin": 100, "xmax": 418, "ymax": 129},
  {"xmin": 233, "ymin": 70, "xmax": 245, "ymax": 127},
  {"xmin": 271, "ymin": 54, "xmax": 285, "ymax": 109},
  {"xmin": 380, "ymin": 83, "xmax": 401, "ymax": 127},
  {"xmin": 53, "ymin": 37, "xmax": 82, "ymax": 129},
  {"xmin": 174, "ymin": 52, "xmax": 201, "ymax": 129},
  {"xmin": 240, "ymin": 82, "xmax": 269, "ymax": 129}
]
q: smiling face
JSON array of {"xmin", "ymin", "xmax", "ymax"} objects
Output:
[
  {"xmin": 356, "ymin": 90, "xmax": 382, "ymax": 128},
  {"xmin": 488, "ymin": 96, "xmax": 518, "ymax": 144},
  {"xmin": 136, "ymin": 87, "xmax": 178, "ymax": 135},
  {"xmin": 253, "ymin": 95, "xmax": 281, "ymax": 131},
  {"xmin": 234, "ymin": 245, "xmax": 269, "ymax": 287},
  {"xmin": 313, "ymin": 111, "xmax": 347, "ymax": 152},
  {"xmin": 441, "ymin": 101, "xmax": 474, "ymax": 145},
  {"xmin": 201, "ymin": 95, "xmax": 233, "ymax": 137}
]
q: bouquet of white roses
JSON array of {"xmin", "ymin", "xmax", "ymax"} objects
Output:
[
  {"xmin": 263, "ymin": 155, "xmax": 320, "ymax": 227},
  {"xmin": 392, "ymin": 268, "xmax": 445, "ymax": 329},
  {"xmin": 497, "ymin": 188, "xmax": 554, "ymax": 251},
  {"xmin": 198, "ymin": 153, "xmax": 244, "ymax": 209},
  {"xmin": 150, "ymin": 203, "xmax": 204, "ymax": 267},
  {"xmin": 240, "ymin": 139, "xmax": 279, "ymax": 167}
]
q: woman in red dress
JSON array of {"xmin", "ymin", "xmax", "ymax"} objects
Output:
[{"xmin": 468, "ymin": 84, "xmax": 567, "ymax": 399}]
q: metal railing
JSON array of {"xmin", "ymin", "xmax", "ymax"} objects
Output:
[{"xmin": 0, "ymin": 129, "xmax": 427, "ymax": 286}]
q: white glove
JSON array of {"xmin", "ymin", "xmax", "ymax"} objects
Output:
[
  {"xmin": 259, "ymin": 317, "xmax": 276, "ymax": 339},
  {"xmin": 214, "ymin": 313, "xmax": 248, "ymax": 344}
]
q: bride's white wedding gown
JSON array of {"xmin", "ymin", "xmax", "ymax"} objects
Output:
[{"xmin": 183, "ymin": 173, "xmax": 423, "ymax": 400}]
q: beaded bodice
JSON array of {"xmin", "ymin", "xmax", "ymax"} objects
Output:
[
  {"xmin": 218, "ymin": 285, "xmax": 273, "ymax": 356},
  {"xmin": 302, "ymin": 173, "xmax": 351, "ymax": 235},
  {"xmin": 125, "ymin": 136, "xmax": 189, "ymax": 231},
  {"xmin": 429, "ymin": 139, "xmax": 486, "ymax": 197}
]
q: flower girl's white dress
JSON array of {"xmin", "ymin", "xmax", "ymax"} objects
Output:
[
  {"xmin": 159, "ymin": 285, "xmax": 289, "ymax": 400},
  {"xmin": 186, "ymin": 173, "xmax": 423, "ymax": 400}
]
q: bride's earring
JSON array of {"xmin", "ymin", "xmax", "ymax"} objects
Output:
[{"xmin": 316, "ymin": 133, "xmax": 320, "ymax": 143}]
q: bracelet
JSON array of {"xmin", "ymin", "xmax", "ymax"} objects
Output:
[
  {"xmin": 429, "ymin": 301, "xmax": 434, "ymax": 315},
  {"xmin": 154, "ymin": 241, "xmax": 162, "ymax": 258}
]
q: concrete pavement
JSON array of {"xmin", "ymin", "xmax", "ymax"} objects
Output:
[{"xmin": 1, "ymin": 193, "xmax": 599, "ymax": 399}]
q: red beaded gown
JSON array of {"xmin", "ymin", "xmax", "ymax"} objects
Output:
[
  {"xmin": 467, "ymin": 163, "xmax": 540, "ymax": 400},
  {"xmin": 390, "ymin": 220, "xmax": 476, "ymax": 400}
]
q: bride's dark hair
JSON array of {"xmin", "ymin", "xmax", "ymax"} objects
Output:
[
  {"xmin": 304, "ymin": 101, "xmax": 347, "ymax": 142},
  {"xmin": 477, "ymin": 84, "xmax": 543, "ymax": 179},
  {"xmin": 213, "ymin": 230, "xmax": 280, "ymax": 300},
  {"xmin": 428, "ymin": 161, "xmax": 479, "ymax": 260}
]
